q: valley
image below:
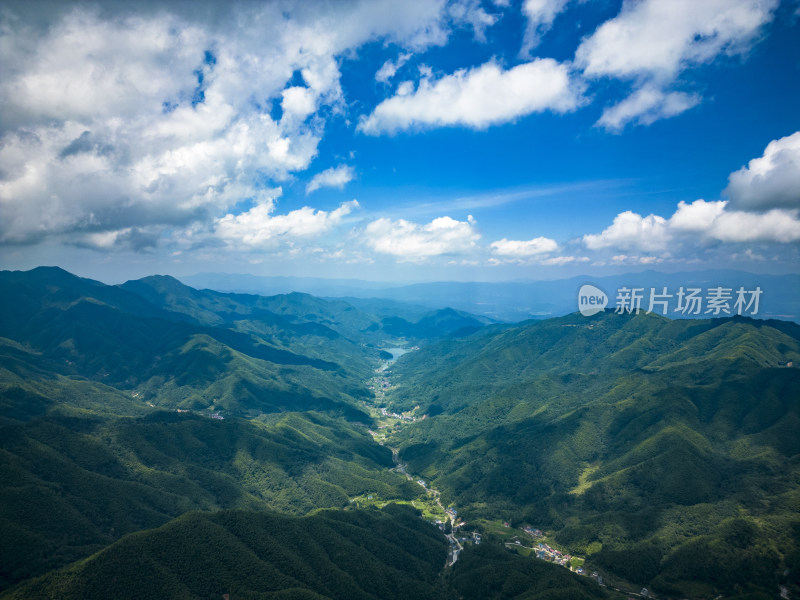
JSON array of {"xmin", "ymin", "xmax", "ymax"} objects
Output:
[
  {"xmin": 0, "ymin": 267, "xmax": 798, "ymax": 599},
  {"xmin": 361, "ymin": 349, "xmax": 607, "ymax": 586},
  {"xmin": 380, "ymin": 310, "xmax": 800, "ymax": 598},
  {"xmin": 3, "ymin": 0, "xmax": 799, "ymax": 596}
]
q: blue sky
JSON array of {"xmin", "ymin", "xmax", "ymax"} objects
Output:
[{"xmin": 1, "ymin": 0, "xmax": 799, "ymax": 283}]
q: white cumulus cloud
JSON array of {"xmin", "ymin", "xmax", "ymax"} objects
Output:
[
  {"xmin": 583, "ymin": 210, "xmax": 671, "ymax": 251},
  {"xmin": 448, "ymin": 0, "xmax": 499, "ymax": 42},
  {"xmin": 0, "ymin": 1, "xmax": 451, "ymax": 249},
  {"xmin": 668, "ymin": 199, "xmax": 728, "ymax": 232},
  {"xmin": 583, "ymin": 198, "xmax": 800, "ymax": 255},
  {"xmin": 708, "ymin": 207, "xmax": 800, "ymax": 242},
  {"xmin": 490, "ymin": 236, "xmax": 558, "ymax": 256},
  {"xmin": 596, "ymin": 85, "xmax": 700, "ymax": 133},
  {"xmin": 576, "ymin": 0, "xmax": 778, "ymax": 130},
  {"xmin": 281, "ymin": 86, "xmax": 317, "ymax": 122},
  {"xmin": 363, "ymin": 215, "xmax": 480, "ymax": 261},
  {"xmin": 358, "ymin": 58, "xmax": 582, "ymax": 134},
  {"xmin": 576, "ymin": 0, "xmax": 777, "ymax": 81},
  {"xmin": 375, "ymin": 53, "xmax": 413, "ymax": 83},
  {"xmin": 215, "ymin": 199, "xmax": 359, "ymax": 249},
  {"xmin": 520, "ymin": 0, "xmax": 570, "ymax": 56},
  {"xmin": 306, "ymin": 165, "xmax": 356, "ymax": 194},
  {"xmin": 725, "ymin": 131, "xmax": 800, "ymax": 212},
  {"xmin": 540, "ymin": 255, "xmax": 590, "ymax": 266}
]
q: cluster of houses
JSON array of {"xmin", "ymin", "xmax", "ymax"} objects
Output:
[
  {"xmin": 373, "ymin": 377, "xmax": 392, "ymax": 390},
  {"xmin": 523, "ymin": 525, "xmax": 544, "ymax": 538},
  {"xmin": 379, "ymin": 406, "xmax": 416, "ymax": 422},
  {"xmin": 434, "ymin": 507, "xmax": 470, "ymax": 534},
  {"xmin": 367, "ymin": 376, "xmax": 391, "ymax": 401},
  {"xmin": 534, "ymin": 542, "xmax": 572, "ymax": 567},
  {"xmin": 167, "ymin": 407, "xmax": 224, "ymax": 420}
]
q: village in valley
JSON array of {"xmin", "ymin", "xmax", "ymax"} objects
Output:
[{"xmin": 354, "ymin": 345, "xmax": 620, "ymax": 588}]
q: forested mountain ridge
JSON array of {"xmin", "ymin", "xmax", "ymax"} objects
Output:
[
  {"xmin": 0, "ymin": 267, "xmax": 445, "ymax": 590},
  {"xmin": 0, "ymin": 410, "xmax": 425, "ymax": 589},
  {"xmin": 1, "ymin": 504, "xmax": 616, "ymax": 600},
  {"xmin": 3, "ymin": 266, "xmax": 799, "ymax": 598},
  {"xmin": 384, "ymin": 310, "xmax": 800, "ymax": 597},
  {"xmin": 0, "ymin": 267, "xmax": 490, "ymax": 418},
  {"xmin": 0, "ymin": 267, "xmax": 368, "ymax": 419},
  {"xmin": 1, "ymin": 267, "xmax": 479, "ymax": 421},
  {"xmin": 0, "ymin": 506, "xmax": 451, "ymax": 600}
]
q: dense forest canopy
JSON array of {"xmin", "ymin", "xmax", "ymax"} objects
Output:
[{"xmin": 1, "ymin": 267, "xmax": 798, "ymax": 599}]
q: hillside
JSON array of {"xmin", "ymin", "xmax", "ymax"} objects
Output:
[
  {"xmin": 0, "ymin": 506, "xmax": 449, "ymax": 600},
  {"xmin": 0, "ymin": 409, "xmax": 425, "ymax": 589},
  {"xmin": 384, "ymin": 310, "xmax": 800, "ymax": 597},
  {"xmin": 3, "ymin": 266, "xmax": 799, "ymax": 598},
  {"xmin": 0, "ymin": 267, "xmax": 437, "ymax": 590},
  {"xmin": 1, "ymin": 505, "xmax": 615, "ymax": 600},
  {"xmin": 0, "ymin": 269, "xmax": 377, "ymax": 418},
  {"xmin": 448, "ymin": 543, "xmax": 609, "ymax": 600}
]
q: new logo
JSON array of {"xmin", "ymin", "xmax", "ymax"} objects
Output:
[{"xmin": 578, "ymin": 284, "xmax": 608, "ymax": 317}]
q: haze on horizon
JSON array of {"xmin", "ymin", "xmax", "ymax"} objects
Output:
[{"xmin": 1, "ymin": 0, "xmax": 799, "ymax": 285}]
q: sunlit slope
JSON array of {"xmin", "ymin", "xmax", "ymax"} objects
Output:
[
  {"xmin": 386, "ymin": 311, "xmax": 800, "ymax": 596},
  {"xmin": 1, "ymin": 506, "xmax": 448, "ymax": 600}
]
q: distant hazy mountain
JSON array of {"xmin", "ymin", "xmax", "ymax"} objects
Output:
[
  {"xmin": 181, "ymin": 271, "xmax": 397, "ymax": 297},
  {"xmin": 181, "ymin": 270, "xmax": 800, "ymax": 323}
]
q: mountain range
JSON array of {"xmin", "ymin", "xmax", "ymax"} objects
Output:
[
  {"xmin": 180, "ymin": 270, "xmax": 800, "ymax": 323},
  {"xmin": 1, "ymin": 266, "xmax": 798, "ymax": 599},
  {"xmin": 0, "ymin": 267, "xmax": 483, "ymax": 591},
  {"xmin": 385, "ymin": 310, "xmax": 800, "ymax": 597}
]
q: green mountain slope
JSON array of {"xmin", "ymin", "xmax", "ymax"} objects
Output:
[
  {"xmin": 4, "ymin": 267, "xmax": 799, "ymax": 598},
  {"xmin": 448, "ymin": 543, "xmax": 608, "ymax": 600},
  {"xmin": 1, "ymin": 506, "xmax": 449, "ymax": 600},
  {"xmin": 1, "ymin": 504, "xmax": 616, "ymax": 600},
  {"xmin": 120, "ymin": 276, "xmax": 378, "ymax": 370},
  {"xmin": 0, "ymin": 337, "xmax": 151, "ymax": 425},
  {"xmin": 0, "ymin": 411, "xmax": 422, "ymax": 589},
  {"xmin": 123, "ymin": 274, "xmax": 494, "ymax": 348},
  {"xmin": 0, "ymin": 267, "xmax": 444, "ymax": 590},
  {"xmin": 385, "ymin": 311, "xmax": 800, "ymax": 597},
  {"xmin": 0, "ymin": 268, "xmax": 369, "ymax": 419}
]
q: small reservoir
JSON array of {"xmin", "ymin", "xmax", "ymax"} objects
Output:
[{"xmin": 381, "ymin": 347, "xmax": 410, "ymax": 362}]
